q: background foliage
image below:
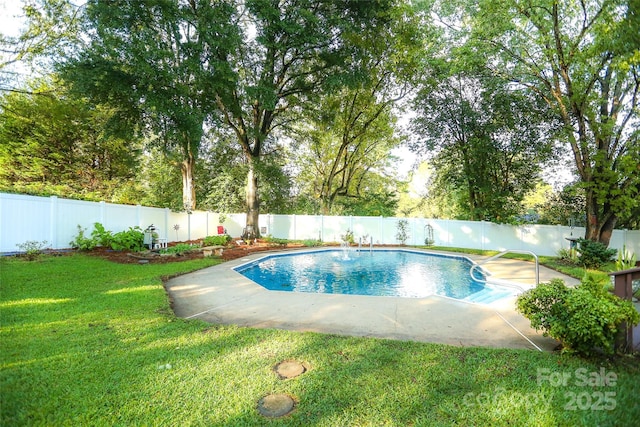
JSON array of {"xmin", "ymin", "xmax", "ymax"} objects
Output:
[{"xmin": 0, "ymin": 0, "xmax": 638, "ymax": 235}]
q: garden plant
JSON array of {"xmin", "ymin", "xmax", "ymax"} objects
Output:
[{"xmin": 517, "ymin": 275, "xmax": 640, "ymax": 356}]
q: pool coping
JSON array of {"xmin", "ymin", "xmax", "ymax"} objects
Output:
[{"xmin": 165, "ymin": 247, "xmax": 581, "ymax": 351}]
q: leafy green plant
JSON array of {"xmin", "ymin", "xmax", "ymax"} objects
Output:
[
  {"xmin": 576, "ymin": 238, "xmax": 617, "ymax": 269},
  {"xmin": 615, "ymin": 244, "xmax": 637, "ymax": 271},
  {"xmin": 69, "ymin": 225, "xmax": 98, "ymax": 251},
  {"xmin": 110, "ymin": 227, "xmax": 145, "ymax": 252},
  {"xmin": 268, "ymin": 237, "xmax": 290, "ymax": 246},
  {"xmin": 160, "ymin": 243, "xmax": 198, "ymax": 255},
  {"xmin": 517, "ymin": 275, "xmax": 640, "ymax": 356},
  {"xmin": 90, "ymin": 222, "xmax": 113, "ymax": 247},
  {"xmin": 202, "ymin": 235, "xmax": 231, "ymax": 246},
  {"xmin": 341, "ymin": 229, "xmax": 355, "ymax": 245},
  {"xmin": 260, "ymin": 237, "xmax": 319, "ymax": 247},
  {"xmin": 556, "ymin": 247, "xmax": 578, "ymax": 264},
  {"xmin": 395, "ymin": 219, "xmax": 409, "ymax": 245},
  {"xmin": 15, "ymin": 240, "xmax": 50, "ymax": 260}
]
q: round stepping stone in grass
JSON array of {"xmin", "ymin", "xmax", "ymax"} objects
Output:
[
  {"xmin": 257, "ymin": 394, "xmax": 295, "ymax": 418},
  {"xmin": 274, "ymin": 360, "xmax": 306, "ymax": 379}
]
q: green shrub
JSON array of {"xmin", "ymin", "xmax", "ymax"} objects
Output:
[
  {"xmin": 556, "ymin": 247, "xmax": 578, "ymax": 264},
  {"xmin": 160, "ymin": 243, "xmax": 198, "ymax": 255},
  {"xmin": 16, "ymin": 240, "xmax": 50, "ymax": 260},
  {"xmin": 270, "ymin": 237, "xmax": 290, "ymax": 246},
  {"xmin": 341, "ymin": 229, "xmax": 355, "ymax": 245},
  {"xmin": 202, "ymin": 235, "xmax": 231, "ymax": 246},
  {"xmin": 91, "ymin": 222, "xmax": 113, "ymax": 247},
  {"xmin": 70, "ymin": 225, "xmax": 98, "ymax": 251},
  {"xmin": 70, "ymin": 224, "xmax": 149, "ymax": 252},
  {"xmin": 576, "ymin": 238, "xmax": 617, "ymax": 269},
  {"xmin": 395, "ymin": 220, "xmax": 409, "ymax": 245},
  {"xmin": 260, "ymin": 237, "xmax": 319, "ymax": 247},
  {"xmin": 110, "ymin": 227, "xmax": 145, "ymax": 252},
  {"xmin": 517, "ymin": 275, "xmax": 640, "ymax": 356},
  {"xmin": 516, "ymin": 278, "xmax": 569, "ymax": 333}
]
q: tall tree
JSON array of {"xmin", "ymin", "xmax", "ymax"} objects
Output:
[
  {"xmin": 411, "ymin": 74, "xmax": 557, "ymax": 221},
  {"xmin": 291, "ymin": 1, "xmax": 423, "ymax": 215},
  {"xmin": 460, "ymin": 0, "xmax": 640, "ymax": 244},
  {"xmin": 63, "ymin": 0, "xmax": 240, "ymax": 212},
  {"xmin": 210, "ymin": 0, "xmax": 411, "ymax": 238},
  {"xmin": 294, "ymin": 90, "xmax": 403, "ymax": 214},
  {"xmin": 199, "ymin": 129, "xmax": 294, "ymax": 215},
  {"xmin": 63, "ymin": 0, "xmax": 410, "ymax": 234}
]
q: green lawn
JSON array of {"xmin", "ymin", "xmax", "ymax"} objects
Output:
[{"xmin": 1, "ymin": 254, "xmax": 638, "ymax": 426}]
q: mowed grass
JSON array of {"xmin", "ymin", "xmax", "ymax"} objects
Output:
[{"xmin": 1, "ymin": 254, "xmax": 639, "ymax": 426}]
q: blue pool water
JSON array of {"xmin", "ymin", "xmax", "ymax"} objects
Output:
[{"xmin": 234, "ymin": 249, "xmax": 490, "ymax": 299}]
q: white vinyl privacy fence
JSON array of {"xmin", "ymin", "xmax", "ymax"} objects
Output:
[{"xmin": 2, "ymin": 193, "xmax": 639, "ymax": 257}]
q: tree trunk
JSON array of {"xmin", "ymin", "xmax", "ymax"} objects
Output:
[
  {"xmin": 584, "ymin": 218, "xmax": 617, "ymax": 247},
  {"xmin": 180, "ymin": 154, "xmax": 196, "ymax": 212},
  {"xmin": 584, "ymin": 193, "xmax": 617, "ymax": 246},
  {"xmin": 243, "ymin": 158, "xmax": 260, "ymax": 240},
  {"xmin": 598, "ymin": 215, "xmax": 616, "ymax": 247}
]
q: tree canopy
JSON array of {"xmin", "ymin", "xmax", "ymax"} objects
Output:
[
  {"xmin": 206, "ymin": 0, "xmax": 418, "ymax": 237},
  {"xmin": 411, "ymin": 73, "xmax": 558, "ymax": 222},
  {"xmin": 458, "ymin": 0, "xmax": 640, "ymax": 243},
  {"xmin": 0, "ymin": 78, "xmax": 141, "ymax": 201},
  {"xmin": 62, "ymin": 0, "xmax": 243, "ymax": 211},
  {"xmin": 2, "ymin": 0, "xmax": 639, "ymax": 240}
]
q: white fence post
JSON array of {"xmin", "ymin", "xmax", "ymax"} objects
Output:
[
  {"xmin": 292, "ymin": 214, "xmax": 296, "ymax": 240},
  {"xmin": 49, "ymin": 196, "xmax": 58, "ymax": 249},
  {"xmin": 99, "ymin": 201, "xmax": 106, "ymax": 225},
  {"xmin": 164, "ymin": 208, "xmax": 170, "ymax": 242}
]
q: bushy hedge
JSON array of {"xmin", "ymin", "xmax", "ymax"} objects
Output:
[{"xmin": 517, "ymin": 275, "xmax": 639, "ymax": 356}]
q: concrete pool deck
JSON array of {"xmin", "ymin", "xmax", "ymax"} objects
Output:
[{"xmin": 165, "ymin": 248, "xmax": 581, "ymax": 351}]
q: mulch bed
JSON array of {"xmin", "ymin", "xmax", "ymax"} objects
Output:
[{"xmin": 82, "ymin": 240, "xmax": 309, "ymax": 264}]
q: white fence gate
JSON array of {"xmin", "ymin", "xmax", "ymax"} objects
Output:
[{"xmin": 1, "ymin": 193, "xmax": 639, "ymax": 257}]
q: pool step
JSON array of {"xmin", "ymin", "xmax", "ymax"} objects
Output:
[{"xmin": 464, "ymin": 287, "xmax": 515, "ymax": 304}]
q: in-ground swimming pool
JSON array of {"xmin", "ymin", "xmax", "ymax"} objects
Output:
[{"xmin": 234, "ymin": 249, "xmax": 499, "ymax": 300}]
